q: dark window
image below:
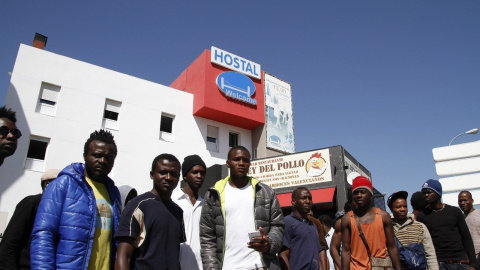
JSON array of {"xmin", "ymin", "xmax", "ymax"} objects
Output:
[
  {"xmin": 27, "ymin": 139, "xmax": 48, "ymax": 160},
  {"xmin": 207, "ymin": 136, "xmax": 217, "ymax": 143},
  {"xmin": 160, "ymin": 115, "xmax": 174, "ymax": 133},
  {"xmin": 229, "ymin": 132, "xmax": 238, "ymax": 147},
  {"xmin": 104, "ymin": 110, "xmax": 119, "ymax": 121},
  {"xmin": 40, "ymin": 99, "xmax": 56, "ymax": 106}
]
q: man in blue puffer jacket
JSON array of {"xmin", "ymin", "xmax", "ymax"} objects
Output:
[{"xmin": 31, "ymin": 129, "xmax": 122, "ymax": 270}]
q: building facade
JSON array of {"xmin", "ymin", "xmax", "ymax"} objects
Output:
[
  {"xmin": 0, "ymin": 42, "xmax": 291, "ymax": 229},
  {"xmin": 1, "ymin": 38, "xmax": 379, "ymax": 232}
]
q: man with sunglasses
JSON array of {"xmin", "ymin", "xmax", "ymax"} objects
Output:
[{"xmin": 0, "ymin": 105, "xmax": 21, "ymax": 167}]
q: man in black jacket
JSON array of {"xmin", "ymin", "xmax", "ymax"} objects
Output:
[
  {"xmin": 418, "ymin": 179, "xmax": 478, "ymax": 270},
  {"xmin": 0, "ymin": 169, "xmax": 59, "ymax": 269}
]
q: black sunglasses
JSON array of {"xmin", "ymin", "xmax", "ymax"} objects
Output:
[{"xmin": 0, "ymin": 126, "xmax": 22, "ymax": 139}]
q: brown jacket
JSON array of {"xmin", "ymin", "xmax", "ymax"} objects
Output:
[{"xmin": 308, "ymin": 216, "xmax": 329, "ymax": 251}]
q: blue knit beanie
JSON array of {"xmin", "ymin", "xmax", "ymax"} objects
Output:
[{"xmin": 421, "ymin": 179, "xmax": 442, "ymax": 197}]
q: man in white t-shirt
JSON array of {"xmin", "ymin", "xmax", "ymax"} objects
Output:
[
  {"xmin": 172, "ymin": 154, "xmax": 207, "ymax": 270},
  {"xmin": 320, "ymin": 215, "xmax": 336, "ymax": 269},
  {"xmin": 200, "ymin": 146, "xmax": 285, "ymax": 270}
]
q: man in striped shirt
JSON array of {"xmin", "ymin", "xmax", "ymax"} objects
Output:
[{"xmin": 388, "ymin": 191, "xmax": 438, "ymax": 269}]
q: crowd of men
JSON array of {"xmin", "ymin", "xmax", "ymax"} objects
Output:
[{"xmin": 0, "ymin": 104, "xmax": 479, "ymax": 270}]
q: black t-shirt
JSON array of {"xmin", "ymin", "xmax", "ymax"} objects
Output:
[
  {"xmin": 115, "ymin": 192, "xmax": 186, "ymax": 270},
  {"xmin": 418, "ymin": 204, "xmax": 478, "ymax": 268}
]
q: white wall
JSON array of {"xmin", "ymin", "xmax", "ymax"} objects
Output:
[{"xmin": 0, "ymin": 44, "xmax": 252, "ymax": 227}]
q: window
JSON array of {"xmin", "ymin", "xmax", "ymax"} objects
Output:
[
  {"xmin": 229, "ymin": 132, "xmax": 239, "ymax": 147},
  {"xmin": 206, "ymin": 125, "xmax": 219, "ymax": 152},
  {"xmin": 103, "ymin": 99, "xmax": 121, "ymax": 130},
  {"xmin": 36, "ymin": 82, "xmax": 60, "ymax": 116},
  {"xmin": 160, "ymin": 114, "xmax": 174, "ymax": 142},
  {"xmin": 24, "ymin": 136, "xmax": 50, "ymax": 172}
]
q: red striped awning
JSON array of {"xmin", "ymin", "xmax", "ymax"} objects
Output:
[{"xmin": 276, "ymin": 187, "xmax": 336, "ymax": 207}]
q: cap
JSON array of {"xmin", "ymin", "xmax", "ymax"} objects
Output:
[
  {"xmin": 335, "ymin": 210, "xmax": 346, "ymax": 220},
  {"xmin": 421, "ymin": 179, "xmax": 442, "ymax": 197},
  {"xmin": 182, "ymin": 155, "xmax": 206, "ymax": 177},
  {"xmin": 410, "ymin": 191, "xmax": 426, "ymax": 211},
  {"xmin": 387, "ymin": 191, "xmax": 408, "ymax": 210},
  {"xmin": 352, "ymin": 176, "xmax": 373, "ymax": 195},
  {"xmin": 41, "ymin": 169, "xmax": 60, "ymax": 181}
]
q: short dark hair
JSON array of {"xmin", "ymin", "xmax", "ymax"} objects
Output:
[
  {"xmin": 459, "ymin": 190, "xmax": 473, "ymax": 198},
  {"xmin": 83, "ymin": 129, "xmax": 117, "ymax": 156},
  {"xmin": 0, "ymin": 106, "xmax": 17, "ymax": 123},
  {"xmin": 319, "ymin": 214, "xmax": 335, "ymax": 228},
  {"xmin": 343, "ymin": 200, "xmax": 352, "ymax": 212},
  {"xmin": 292, "ymin": 186, "xmax": 308, "ymax": 200},
  {"xmin": 151, "ymin": 153, "xmax": 180, "ymax": 171},
  {"xmin": 227, "ymin": 145, "xmax": 250, "ymax": 160}
]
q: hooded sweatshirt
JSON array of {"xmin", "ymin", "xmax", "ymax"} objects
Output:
[{"xmin": 118, "ymin": 185, "xmax": 137, "ymax": 211}]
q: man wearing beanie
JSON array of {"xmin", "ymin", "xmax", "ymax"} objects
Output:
[
  {"xmin": 0, "ymin": 169, "xmax": 59, "ymax": 269},
  {"xmin": 341, "ymin": 176, "xmax": 401, "ymax": 270},
  {"xmin": 418, "ymin": 179, "xmax": 478, "ymax": 270},
  {"xmin": 172, "ymin": 154, "xmax": 207, "ymax": 270}
]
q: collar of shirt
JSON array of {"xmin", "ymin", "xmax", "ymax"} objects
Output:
[
  {"xmin": 172, "ymin": 188, "xmax": 204, "ymax": 204},
  {"xmin": 290, "ymin": 212, "xmax": 312, "ymax": 224}
]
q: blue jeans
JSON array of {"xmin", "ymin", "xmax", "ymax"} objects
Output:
[{"xmin": 438, "ymin": 262, "xmax": 469, "ymax": 270}]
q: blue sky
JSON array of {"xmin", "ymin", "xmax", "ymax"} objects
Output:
[{"xmin": 1, "ymin": 1, "xmax": 479, "ymax": 208}]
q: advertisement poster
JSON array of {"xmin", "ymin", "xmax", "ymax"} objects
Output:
[
  {"xmin": 249, "ymin": 149, "xmax": 332, "ymax": 189},
  {"xmin": 264, "ymin": 73, "xmax": 295, "ymax": 153}
]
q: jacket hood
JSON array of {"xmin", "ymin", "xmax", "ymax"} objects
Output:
[
  {"xmin": 118, "ymin": 185, "xmax": 137, "ymax": 210},
  {"xmin": 392, "ymin": 212, "xmax": 415, "ymax": 230},
  {"xmin": 212, "ymin": 176, "xmax": 259, "ymax": 193},
  {"xmin": 58, "ymin": 162, "xmax": 85, "ymax": 180}
]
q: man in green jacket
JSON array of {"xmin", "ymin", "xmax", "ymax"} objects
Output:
[{"xmin": 200, "ymin": 145, "xmax": 284, "ymax": 270}]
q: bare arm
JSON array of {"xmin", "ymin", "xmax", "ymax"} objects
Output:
[
  {"xmin": 279, "ymin": 247, "xmax": 291, "ymax": 270},
  {"xmin": 330, "ymin": 219, "xmax": 342, "ymax": 270},
  {"xmin": 115, "ymin": 237, "xmax": 136, "ymax": 270},
  {"xmin": 319, "ymin": 250, "xmax": 328, "ymax": 270},
  {"xmin": 381, "ymin": 211, "xmax": 402, "ymax": 270},
  {"xmin": 340, "ymin": 215, "xmax": 351, "ymax": 270}
]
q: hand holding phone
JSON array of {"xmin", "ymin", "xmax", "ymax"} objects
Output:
[{"xmin": 247, "ymin": 227, "xmax": 270, "ymax": 253}]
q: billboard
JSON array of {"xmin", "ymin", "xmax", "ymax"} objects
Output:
[
  {"xmin": 249, "ymin": 149, "xmax": 332, "ymax": 189},
  {"xmin": 264, "ymin": 73, "xmax": 295, "ymax": 153}
]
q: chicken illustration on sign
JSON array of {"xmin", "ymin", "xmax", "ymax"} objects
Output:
[{"xmin": 305, "ymin": 153, "xmax": 328, "ymax": 177}]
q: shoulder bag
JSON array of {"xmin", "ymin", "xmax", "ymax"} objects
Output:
[{"xmin": 394, "ymin": 237, "xmax": 427, "ymax": 270}]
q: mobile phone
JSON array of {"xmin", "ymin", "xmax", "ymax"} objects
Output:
[{"xmin": 248, "ymin": 231, "xmax": 261, "ymax": 242}]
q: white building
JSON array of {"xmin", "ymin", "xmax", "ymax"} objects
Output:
[
  {"xmin": 432, "ymin": 139, "xmax": 480, "ymax": 207},
  {"xmin": 1, "ymin": 39, "xmax": 293, "ymax": 229}
]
